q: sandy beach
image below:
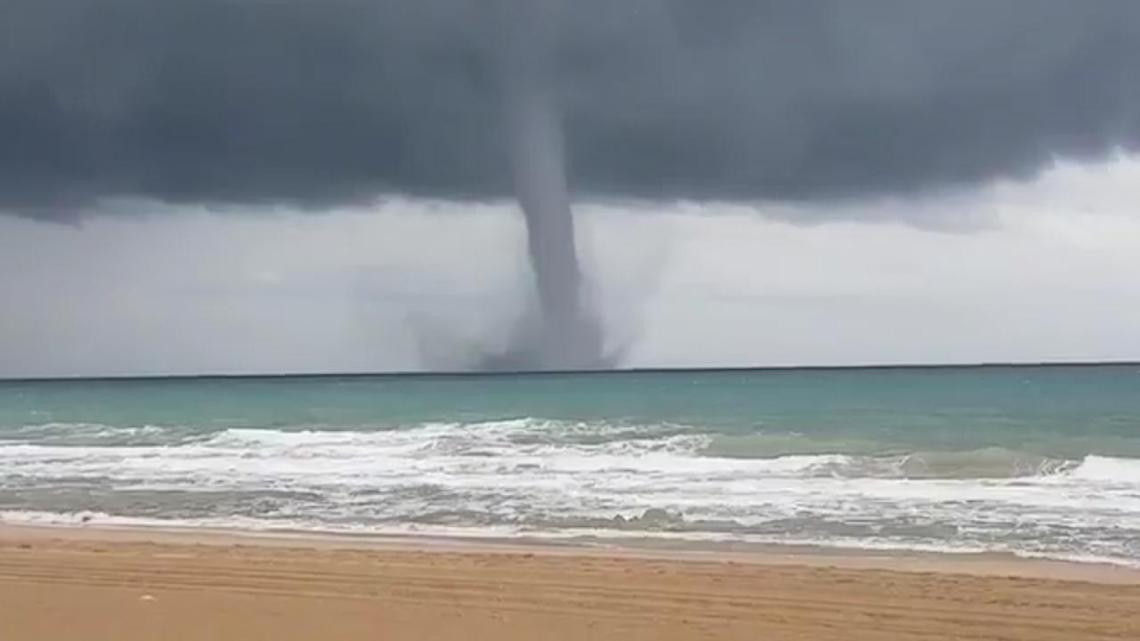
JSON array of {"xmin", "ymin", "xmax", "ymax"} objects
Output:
[{"xmin": 0, "ymin": 526, "xmax": 1137, "ymax": 641}]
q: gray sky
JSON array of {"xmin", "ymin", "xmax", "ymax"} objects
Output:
[
  {"xmin": 2, "ymin": 1, "xmax": 1140, "ymax": 376},
  {"xmin": 2, "ymin": 0, "xmax": 1139, "ymax": 214},
  {"xmin": 3, "ymin": 156, "xmax": 1139, "ymax": 377}
]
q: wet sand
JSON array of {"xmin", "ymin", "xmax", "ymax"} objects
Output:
[{"xmin": 1, "ymin": 525, "xmax": 1138, "ymax": 641}]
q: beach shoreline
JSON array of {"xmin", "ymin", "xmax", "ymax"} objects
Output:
[
  {"xmin": 2, "ymin": 521, "xmax": 1139, "ymax": 583},
  {"xmin": 2, "ymin": 523, "xmax": 1138, "ymax": 640}
]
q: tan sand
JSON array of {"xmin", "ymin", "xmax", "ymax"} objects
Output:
[{"xmin": 1, "ymin": 525, "xmax": 1138, "ymax": 641}]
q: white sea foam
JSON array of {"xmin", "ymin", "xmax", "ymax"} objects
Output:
[
  {"xmin": 1069, "ymin": 455, "xmax": 1140, "ymax": 484},
  {"xmin": 2, "ymin": 419, "xmax": 1139, "ymax": 565},
  {"xmin": 3, "ymin": 509, "xmax": 1138, "ymax": 570},
  {"xmin": 3, "ymin": 422, "xmax": 175, "ymax": 445}
]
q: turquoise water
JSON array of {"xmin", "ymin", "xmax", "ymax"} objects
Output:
[{"xmin": 1, "ymin": 365, "xmax": 1139, "ymax": 563}]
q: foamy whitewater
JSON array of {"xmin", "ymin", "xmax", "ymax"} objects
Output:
[{"xmin": 1, "ymin": 366, "xmax": 1139, "ymax": 564}]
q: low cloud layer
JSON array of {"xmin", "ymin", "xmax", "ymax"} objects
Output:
[
  {"xmin": 3, "ymin": 0, "xmax": 1139, "ymax": 218},
  {"xmin": 3, "ymin": 157, "xmax": 1140, "ymax": 377}
]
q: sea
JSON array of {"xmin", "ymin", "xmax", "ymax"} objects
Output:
[{"xmin": 1, "ymin": 365, "xmax": 1139, "ymax": 565}]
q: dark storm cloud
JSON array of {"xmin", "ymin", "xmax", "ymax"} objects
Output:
[{"xmin": 2, "ymin": 0, "xmax": 1140, "ymax": 217}]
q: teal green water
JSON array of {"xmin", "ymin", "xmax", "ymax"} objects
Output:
[
  {"xmin": 1, "ymin": 365, "xmax": 1139, "ymax": 564},
  {"xmin": 3, "ymin": 365, "xmax": 1138, "ymax": 456}
]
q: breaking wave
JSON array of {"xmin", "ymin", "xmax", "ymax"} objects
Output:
[{"xmin": 2, "ymin": 418, "xmax": 1139, "ymax": 565}]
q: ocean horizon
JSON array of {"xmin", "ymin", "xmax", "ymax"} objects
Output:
[
  {"xmin": 3, "ymin": 363, "xmax": 1139, "ymax": 566},
  {"xmin": 7, "ymin": 359, "xmax": 1140, "ymax": 383}
]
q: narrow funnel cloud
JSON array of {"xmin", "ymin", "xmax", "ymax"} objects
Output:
[{"xmin": 491, "ymin": 0, "xmax": 607, "ymax": 370}]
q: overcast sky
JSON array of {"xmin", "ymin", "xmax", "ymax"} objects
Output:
[
  {"xmin": 3, "ymin": 2, "xmax": 1140, "ymax": 376},
  {"xmin": 3, "ymin": 155, "xmax": 1139, "ymax": 378},
  {"xmin": 4, "ymin": 1, "xmax": 1139, "ymax": 211}
]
